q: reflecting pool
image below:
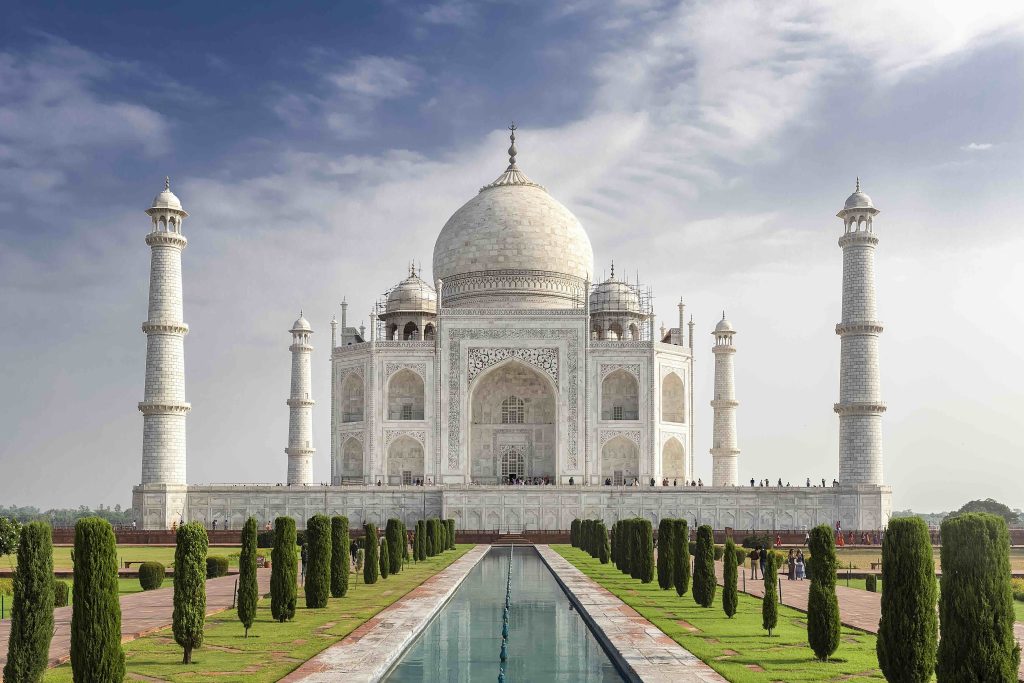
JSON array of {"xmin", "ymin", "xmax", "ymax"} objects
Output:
[{"xmin": 383, "ymin": 546, "xmax": 624, "ymax": 682}]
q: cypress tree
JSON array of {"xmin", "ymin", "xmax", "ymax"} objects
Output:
[
  {"xmin": 270, "ymin": 516, "xmax": 297, "ymax": 622},
  {"xmin": 722, "ymin": 538, "xmax": 738, "ymax": 618},
  {"xmin": 620, "ymin": 519, "xmax": 633, "ymax": 575},
  {"xmin": 672, "ymin": 519, "xmax": 690, "ymax": 597},
  {"xmin": 330, "ymin": 516, "xmax": 350, "ymax": 598},
  {"xmin": 692, "ymin": 525, "xmax": 716, "ymax": 607},
  {"xmin": 582, "ymin": 519, "xmax": 591, "ymax": 556},
  {"xmin": 439, "ymin": 518, "xmax": 449, "ymax": 552},
  {"xmin": 876, "ymin": 516, "xmax": 936, "ymax": 683},
  {"xmin": 363, "ymin": 523, "xmax": 379, "ymax": 584},
  {"xmin": 637, "ymin": 519, "xmax": 654, "ymax": 583},
  {"xmin": 238, "ymin": 517, "xmax": 258, "ymax": 637},
  {"xmin": 432, "ymin": 518, "xmax": 443, "ymax": 556},
  {"xmin": 609, "ymin": 522, "xmax": 617, "ymax": 565},
  {"xmin": 598, "ymin": 521, "xmax": 610, "ymax": 564},
  {"xmin": 656, "ymin": 519, "xmax": 674, "ymax": 590},
  {"xmin": 807, "ymin": 524, "xmax": 840, "ymax": 660},
  {"xmin": 571, "ymin": 519, "xmax": 580, "ymax": 547},
  {"xmin": 304, "ymin": 515, "xmax": 331, "ymax": 608},
  {"xmin": 762, "ymin": 551, "xmax": 779, "ymax": 636},
  {"xmin": 379, "ymin": 537, "xmax": 390, "ymax": 579},
  {"xmin": 447, "ymin": 519, "xmax": 456, "ymax": 549},
  {"xmin": 415, "ymin": 520, "xmax": 426, "ymax": 561},
  {"xmin": 3, "ymin": 521, "xmax": 54, "ymax": 682},
  {"xmin": 70, "ymin": 517, "xmax": 124, "ymax": 683},
  {"xmin": 425, "ymin": 519, "xmax": 436, "ymax": 557},
  {"xmin": 385, "ymin": 519, "xmax": 403, "ymax": 575},
  {"xmin": 937, "ymin": 512, "xmax": 1020, "ymax": 681},
  {"xmin": 403, "ymin": 522, "xmax": 411, "ymax": 560},
  {"xmin": 173, "ymin": 521, "xmax": 208, "ymax": 664}
]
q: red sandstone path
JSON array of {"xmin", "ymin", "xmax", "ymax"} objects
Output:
[
  {"xmin": 0, "ymin": 569, "xmax": 271, "ymax": 670},
  {"xmin": 716, "ymin": 561, "xmax": 1024, "ymax": 682}
]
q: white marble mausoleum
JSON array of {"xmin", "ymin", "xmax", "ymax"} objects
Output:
[{"xmin": 132, "ymin": 128, "xmax": 892, "ymax": 532}]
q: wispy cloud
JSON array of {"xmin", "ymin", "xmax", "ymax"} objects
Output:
[
  {"xmin": 327, "ymin": 55, "xmax": 421, "ymax": 100},
  {"xmin": 962, "ymin": 142, "xmax": 994, "ymax": 151},
  {"xmin": 417, "ymin": 0, "xmax": 478, "ymax": 28}
]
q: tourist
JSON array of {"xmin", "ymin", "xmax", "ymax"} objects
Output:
[
  {"xmin": 300, "ymin": 543, "xmax": 308, "ymax": 580},
  {"xmin": 131, "ymin": 520, "xmax": 137, "ymax": 531},
  {"xmin": 212, "ymin": 519, "xmax": 217, "ymax": 530},
  {"xmin": 604, "ymin": 477, "xmax": 611, "ymax": 486},
  {"xmin": 376, "ymin": 479, "xmax": 382, "ymax": 486},
  {"xmin": 662, "ymin": 478, "xmax": 669, "ymax": 487},
  {"xmin": 806, "ymin": 477, "xmax": 811, "ymax": 487},
  {"xmin": 788, "ymin": 549, "xmax": 796, "ymax": 580},
  {"xmin": 821, "ymin": 478, "xmax": 826, "ymax": 487},
  {"xmin": 750, "ymin": 477, "xmax": 755, "ymax": 487},
  {"xmin": 691, "ymin": 480, "xmax": 697, "ymax": 487},
  {"xmin": 568, "ymin": 476, "xmax": 574, "ymax": 485},
  {"xmin": 777, "ymin": 478, "xmax": 783, "ymax": 487},
  {"xmin": 775, "ymin": 533, "xmax": 781, "ymax": 548},
  {"xmin": 697, "ymin": 478, "xmax": 703, "ymax": 487},
  {"xmin": 672, "ymin": 479, "xmax": 677, "ymax": 487},
  {"xmin": 750, "ymin": 547, "xmax": 761, "ymax": 579},
  {"xmin": 796, "ymin": 551, "xmax": 805, "ymax": 580},
  {"xmin": 804, "ymin": 530, "xmax": 810, "ymax": 545},
  {"xmin": 758, "ymin": 546, "xmax": 767, "ymax": 578}
]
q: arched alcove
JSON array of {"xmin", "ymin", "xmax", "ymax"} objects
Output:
[
  {"xmin": 387, "ymin": 369, "xmax": 424, "ymax": 420},
  {"xmin": 341, "ymin": 373, "xmax": 364, "ymax": 423},
  {"xmin": 402, "ymin": 321, "xmax": 419, "ymax": 340},
  {"xmin": 339, "ymin": 437, "xmax": 363, "ymax": 481},
  {"xmin": 601, "ymin": 369, "xmax": 639, "ymax": 420},
  {"xmin": 387, "ymin": 436, "xmax": 424, "ymax": 485},
  {"xmin": 601, "ymin": 435, "xmax": 639, "ymax": 485},
  {"xmin": 661, "ymin": 372, "xmax": 685, "ymax": 423},
  {"xmin": 662, "ymin": 437, "xmax": 685, "ymax": 482}
]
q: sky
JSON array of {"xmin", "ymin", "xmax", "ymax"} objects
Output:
[{"xmin": 1, "ymin": 0, "xmax": 1023, "ymax": 513}]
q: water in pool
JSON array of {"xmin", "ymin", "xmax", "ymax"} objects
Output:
[{"xmin": 383, "ymin": 546, "xmax": 624, "ymax": 682}]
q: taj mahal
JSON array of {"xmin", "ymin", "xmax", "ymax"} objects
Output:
[{"xmin": 132, "ymin": 126, "xmax": 892, "ymax": 532}]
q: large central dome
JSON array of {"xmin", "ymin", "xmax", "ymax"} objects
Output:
[{"xmin": 432, "ymin": 129, "xmax": 594, "ymax": 309}]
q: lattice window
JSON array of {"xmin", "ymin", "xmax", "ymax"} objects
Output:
[
  {"xmin": 501, "ymin": 396, "xmax": 525, "ymax": 424},
  {"xmin": 401, "ymin": 404, "xmax": 413, "ymax": 420},
  {"xmin": 613, "ymin": 406, "xmax": 623, "ymax": 421},
  {"xmin": 402, "ymin": 470, "xmax": 412, "ymax": 485},
  {"xmin": 500, "ymin": 445, "xmax": 525, "ymax": 479}
]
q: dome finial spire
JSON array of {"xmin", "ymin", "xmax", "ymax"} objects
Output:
[
  {"xmin": 165, "ymin": 176, "xmax": 171, "ymax": 191},
  {"xmin": 508, "ymin": 121, "xmax": 517, "ymax": 166},
  {"xmin": 855, "ymin": 176, "xmax": 860, "ymax": 192},
  {"xmin": 610, "ymin": 260, "xmax": 614, "ymax": 279}
]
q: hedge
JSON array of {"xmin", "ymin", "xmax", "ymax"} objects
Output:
[
  {"xmin": 238, "ymin": 517, "xmax": 259, "ymax": 637},
  {"xmin": 304, "ymin": 514, "xmax": 331, "ymax": 608},
  {"xmin": 138, "ymin": 561, "xmax": 166, "ymax": 590},
  {"xmin": 598, "ymin": 521, "xmax": 610, "ymax": 564},
  {"xmin": 70, "ymin": 517, "xmax": 124, "ymax": 683},
  {"xmin": 571, "ymin": 519, "xmax": 581, "ymax": 547},
  {"xmin": 865, "ymin": 574, "xmax": 877, "ymax": 593},
  {"xmin": 54, "ymin": 579, "xmax": 70, "ymax": 608},
  {"xmin": 363, "ymin": 523, "xmax": 379, "ymax": 584},
  {"xmin": 270, "ymin": 517, "xmax": 298, "ymax": 622},
  {"xmin": 446, "ymin": 519, "xmax": 456, "ymax": 550},
  {"xmin": 172, "ymin": 522, "xmax": 208, "ymax": 664},
  {"xmin": 205, "ymin": 555, "xmax": 229, "ymax": 578},
  {"xmin": 672, "ymin": 519, "xmax": 690, "ymax": 597},
  {"xmin": 3, "ymin": 521, "xmax": 54, "ymax": 682},
  {"xmin": 330, "ymin": 516, "xmax": 350, "ymax": 598},
  {"xmin": 807, "ymin": 524, "xmax": 840, "ymax": 660},
  {"xmin": 937, "ymin": 512, "xmax": 1020, "ymax": 681},
  {"xmin": 415, "ymin": 520, "xmax": 426, "ymax": 561},
  {"xmin": 656, "ymin": 519, "xmax": 674, "ymax": 590}
]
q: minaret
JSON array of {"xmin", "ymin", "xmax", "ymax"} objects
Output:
[
  {"xmin": 835, "ymin": 179, "xmax": 885, "ymax": 486},
  {"xmin": 286, "ymin": 312, "xmax": 315, "ymax": 485},
  {"xmin": 139, "ymin": 177, "xmax": 190, "ymax": 493},
  {"xmin": 710, "ymin": 313, "xmax": 739, "ymax": 486}
]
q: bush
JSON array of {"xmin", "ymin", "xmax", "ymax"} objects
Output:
[
  {"xmin": 722, "ymin": 538, "xmax": 738, "ymax": 618},
  {"xmin": 433, "ymin": 518, "xmax": 444, "ymax": 555},
  {"xmin": 138, "ymin": 561, "xmax": 166, "ymax": 590},
  {"xmin": 425, "ymin": 519, "xmax": 437, "ymax": 557},
  {"xmin": 598, "ymin": 521, "xmax": 610, "ymax": 564},
  {"xmin": 865, "ymin": 574, "xmax": 877, "ymax": 592},
  {"xmin": 3, "ymin": 521, "xmax": 54, "ymax": 682},
  {"xmin": 206, "ymin": 555, "xmax": 229, "ymax": 578},
  {"xmin": 304, "ymin": 514, "xmax": 331, "ymax": 608},
  {"xmin": 415, "ymin": 520, "xmax": 426, "ymax": 561},
  {"xmin": 363, "ymin": 523, "xmax": 379, "ymax": 584},
  {"xmin": 656, "ymin": 519, "xmax": 674, "ymax": 590},
  {"xmin": 807, "ymin": 524, "xmax": 840, "ymax": 661},
  {"xmin": 713, "ymin": 544, "xmax": 724, "ymax": 561},
  {"xmin": 672, "ymin": 519, "xmax": 690, "ymax": 597},
  {"xmin": 571, "ymin": 519, "xmax": 580, "ymax": 547},
  {"xmin": 446, "ymin": 519, "xmax": 456, "ymax": 550},
  {"xmin": 257, "ymin": 529, "xmax": 274, "ymax": 548},
  {"xmin": 70, "ymin": 517, "xmax": 124, "ymax": 683},
  {"xmin": 331, "ymin": 516, "xmax": 350, "ymax": 598},
  {"xmin": 379, "ymin": 537, "xmax": 390, "ymax": 579},
  {"xmin": 385, "ymin": 519, "xmax": 403, "ymax": 575},
  {"xmin": 173, "ymin": 522, "xmax": 208, "ymax": 664},
  {"xmin": 54, "ymin": 580, "xmax": 70, "ymax": 607},
  {"xmin": 734, "ymin": 547, "xmax": 747, "ymax": 567},
  {"xmin": 270, "ymin": 516, "xmax": 298, "ymax": 622},
  {"xmin": 937, "ymin": 512, "xmax": 1020, "ymax": 681},
  {"xmin": 1011, "ymin": 577, "xmax": 1024, "ymax": 602},
  {"xmin": 637, "ymin": 519, "xmax": 654, "ymax": 583},
  {"xmin": 762, "ymin": 551, "xmax": 779, "ymax": 635},
  {"xmin": 238, "ymin": 517, "xmax": 259, "ymax": 637},
  {"xmin": 742, "ymin": 534, "xmax": 773, "ymax": 549},
  {"xmin": 692, "ymin": 525, "xmax": 716, "ymax": 607},
  {"xmin": 876, "ymin": 516, "xmax": 935, "ymax": 683}
]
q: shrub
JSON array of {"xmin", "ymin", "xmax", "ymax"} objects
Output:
[
  {"xmin": 433, "ymin": 518, "xmax": 444, "ymax": 555},
  {"xmin": 3, "ymin": 521, "xmax": 54, "ymax": 682},
  {"xmin": 571, "ymin": 519, "xmax": 580, "ymax": 547},
  {"xmin": 656, "ymin": 519, "xmax": 674, "ymax": 590},
  {"xmin": 238, "ymin": 517, "xmax": 259, "ymax": 637},
  {"xmin": 734, "ymin": 547, "xmax": 747, "ymax": 567},
  {"xmin": 762, "ymin": 551, "xmax": 779, "ymax": 636},
  {"xmin": 1011, "ymin": 577, "xmax": 1024, "ymax": 602},
  {"xmin": 598, "ymin": 521, "xmax": 610, "ymax": 564},
  {"xmin": 363, "ymin": 523, "xmax": 379, "ymax": 584},
  {"xmin": 937, "ymin": 512, "xmax": 1020, "ymax": 681},
  {"xmin": 205, "ymin": 555, "xmax": 229, "ymax": 578},
  {"xmin": 330, "ymin": 516, "xmax": 350, "ymax": 598},
  {"xmin": 713, "ymin": 544, "xmax": 724, "ymax": 561},
  {"xmin": 722, "ymin": 538, "xmax": 738, "ymax": 618},
  {"xmin": 672, "ymin": 519, "xmax": 690, "ymax": 597},
  {"xmin": 54, "ymin": 580, "xmax": 70, "ymax": 608},
  {"xmin": 807, "ymin": 524, "xmax": 840, "ymax": 661},
  {"xmin": 742, "ymin": 534, "xmax": 773, "ymax": 549},
  {"xmin": 257, "ymin": 529, "xmax": 274, "ymax": 548},
  {"xmin": 415, "ymin": 520, "xmax": 426, "ymax": 561},
  {"xmin": 173, "ymin": 521, "xmax": 208, "ymax": 664},
  {"xmin": 385, "ymin": 519, "xmax": 403, "ymax": 575},
  {"xmin": 0, "ymin": 578, "xmax": 12, "ymax": 595},
  {"xmin": 876, "ymin": 516, "xmax": 935, "ymax": 683},
  {"xmin": 138, "ymin": 561, "xmax": 166, "ymax": 590},
  {"xmin": 692, "ymin": 525, "xmax": 716, "ymax": 607},
  {"xmin": 379, "ymin": 538, "xmax": 390, "ymax": 579},
  {"xmin": 304, "ymin": 514, "xmax": 331, "ymax": 608},
  {"xmin": 865, "ymin": 574, "xmax": 877, "ymax": 593},
  {"xmin": 270, "ymin": 516, "xmax": 298, "ymax": 622},
  {"xmin": 447, "ymin": 519, "xmax": 456, "ymax": 550},
  {"xmin": 70, "ymin": 517, "xmax": 124, "ymax": 683},
  {"xmin": 637, "ymin": 519, "xmax": 654, "ymax": 583},
  {"xmin": 425, "ymin": 519, "xmax": 437, "ymax": 557}
]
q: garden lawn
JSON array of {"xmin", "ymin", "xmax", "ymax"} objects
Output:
[
  {"xmin": 45, "ymin": 545, "xmax": 243, "ymax": 571},
  {"xmin": 41, "ymin": 545, "xmax": 473, "ymax": 683},
  {"xmin": 1015, "ymin": 600, "xmax": 1024, "ymax": 623},
  {"xmin": 554, "ymin": 545, "xmax": 884, "ymax": 683}
]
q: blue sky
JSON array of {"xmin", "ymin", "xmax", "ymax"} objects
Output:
[{"xmin": 1, "ymin": 0, "xmax": 1023, "ymax": 512}]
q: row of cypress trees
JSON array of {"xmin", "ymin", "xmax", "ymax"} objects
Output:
[
  {"xmin": 606, "ymin": 518, "xmax": 654, "ymax": 583},
  {"xmin": 571, "ymin": 518, "xmax": 610, "ymax": 563}
]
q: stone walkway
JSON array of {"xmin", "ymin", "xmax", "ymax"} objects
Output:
[
  {"xmin": 0, "ymin": 569, "xmax": 270, "ymax": 669},
  {"xmin": 537, "ymin": 545, "xmax": 726, "ymax": 683},
  {"xmin": 281, "ymin": 544, "xmax": 490, "ymax": 683}
]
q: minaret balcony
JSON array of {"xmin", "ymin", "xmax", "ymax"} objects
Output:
[
  {"xmin": 833, "ymin": 402, "xmax": 887, "ymax": 415},
  {"xmin": 835, "ymin": 321, "xmax": 884, "ymax": 335},
  {"xmin": 138, "ymin": 401, "xmax": 191, "ymax": 415},
  {"xmin": 145, "ymin": 231, "xmax": 188, "ymax": 248},
  {"xmin": 142, "ymin": 321, "xmax": 189, "ymax": 335},
  {"xmin": 286, "ymin": 398, "xmax": 315, "ymax": 407}
]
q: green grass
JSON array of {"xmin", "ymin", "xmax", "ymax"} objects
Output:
[
  {"xmin": 1014, "ymin": 600, "xmax": 1024, "ymax": 623},
  {"xmin": 830, "ymin": 547, "xmax": 1024, "ymax": 571},
  {"xmin": 41, "ymin": 545, "xmax": 473, "ymax": 683},
  {"xmin": 836, "ymin": 578, "xmax": 882, "ymax": 593},
  {"xmin": 554, "ymin": 545, "xmax": 884, "ymax": 682},
  {"xmin": 43, "ymin": 545, "xmax": 244, "ymax": 571}
]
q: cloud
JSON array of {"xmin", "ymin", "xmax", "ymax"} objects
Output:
[
  {"xmin": 326, "ymin": 56, "xmax": 421, "ymax": 100},
  {"xmin": 961, "ymin": 142, "xmax": 994, "ymax": 151},
  {"xmin": 417, "ymin": 0, "xmax": 478, "ymax": 27}
]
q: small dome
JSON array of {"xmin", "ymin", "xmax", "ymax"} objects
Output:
[
  {"xmin": 385, "ymin": 267, "xmax": 437, "ymax": 315},
  {"xmin": 715, "ymin": 315, "xmax": 734, "ymax": 333},
  {"xmin": 843, "ymin": 178, "xmax": 873, "ymax": 210},
  {"xmin": 151, "ymin": 177, "xmax": 183, "ymax": 211},
  {"xmin": 292, "ymin": 313, "xmax": 311, "ymax": 331},
  {"xmin": 590, "ymin": 270, "xmax": 641, "ymax": 314}
]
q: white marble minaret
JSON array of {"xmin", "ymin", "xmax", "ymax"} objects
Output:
[
  {"xmin": 835, "ymin": 179, "xmax": 885, "ymax": 486},
  {"xmin": 286, "ymin": 313, "xmax": 315, "ymax": 485},
  {"xmin": 139, "ymin": 178, "xmax": 190, "ymax": 487},
  {"xmin": 710, "ymin": 313, "xmax": 739, "ymax": 486}
]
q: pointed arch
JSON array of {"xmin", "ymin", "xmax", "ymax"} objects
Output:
[
  {"xmin": 601, "ymin": 369, "xmax": 639, "ymax": 421},
  {"xmin": 387, "ymin": 368, "xmax": 424, "ymax": 420},
  {"xmin": 387, "ymin": 435, "xmax": 424, "ymax": 485},
  {"xmin": 341, "ymin": 372, "xmax": 364, "ymax": 423},
  {"xmin": 601, "ymin": 435, "xmax": 640, "ymax": 485},
  {"xmin": 662, "ymin": 436, "xmax": 685, "ymax": 482},
  {"xmin": 338, "ymin": 436, "xmax": 363, "ymax": 482},
  {"xmin": 662, "ymin": 372, "xmax": 685, "ymax": 423}
]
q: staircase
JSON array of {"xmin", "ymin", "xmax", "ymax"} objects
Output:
[{"xmin": 494, "ymin": 525, "xmax": 533, "ymax": 546}]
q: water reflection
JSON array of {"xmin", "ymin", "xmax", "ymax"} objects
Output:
[{"xmin": 383, "ymin": 547, "xmax": 624, "ymax": 682}]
